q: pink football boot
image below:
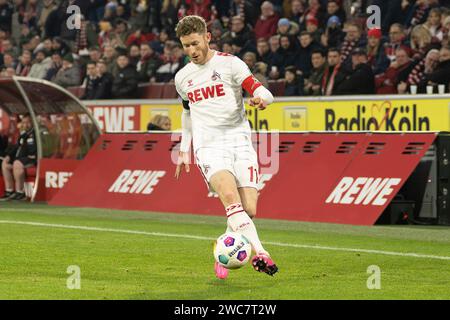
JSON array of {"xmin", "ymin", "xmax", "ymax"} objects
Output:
[
  {"xmin": 251, "ymin": 253, "xmax": 278, "ymax": 276},
  {"xmin": 214, "ymin": 261, "xmax": 229, "ymax": 279}
]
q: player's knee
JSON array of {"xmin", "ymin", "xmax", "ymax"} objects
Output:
[
  {"xmin": 221, "ymin": 190, "xmax": 239, "ymax": 205},
  {"xmin": 12, "ymin": 161, "xmax": 23, "ymax": 171}
]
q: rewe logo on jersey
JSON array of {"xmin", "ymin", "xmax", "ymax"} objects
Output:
[
  {"xmin": 109, "ymin": 170, "xmax": 166, "ymax": 195},
  {"xmin": 326, "ymin": 177, "xmax": 402, "ymax": 206},
  {"xmin": 187, "ymin": 84, "xmax": 225, "ymax": 103}
]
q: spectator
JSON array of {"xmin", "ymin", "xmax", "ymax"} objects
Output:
[
  {"xmin": 302, "ymin": 0, "xmax": 326, "ymax": 28},
  {"xmin": 53, "ymin": 53, "xmax": 81, "ymax": 88},
  {"xmin": 155, "ymin": 42, "xmax": 182, "ymax": 83},
  {"xmin": 160, "ymin": 0, "xmax": 180, "ymax": 32},
  {"xmin": 424, "ymin": 8, "xmax": 444, "ymax": 43},
  {"xmin": 243, "ymin": 51, "xmax": 257, "ymax": 71},
  {"xmin": 321, "ymin": 15, "xmax": 345, "ymax": 48},
  {"xmin": 98, "ymin": 20, "xmax": 114, "ymax": 50},
  {"xmin": 80, "ymin": 61, "xmax": 100, "ymax": 100},
  {"xmin": 111, "ymin": 19, "xmax": 130, "ymax": 49},
  {"xmin": 277, "ymin": 35, "xmax": 297, "ymax": 74},
  {"xmin": 112, "ymin": 54, "xmax": 139, "ymax": 99},
  {"xmin": 376, "ymin": 47, "xmax": 414, "ymax": 94},
  {"xmin": 253, "ymin": 61, "xmax": 269, "ymax": 88},
  {"xmin": 51, "ymin": 37, "xmax": 70, "ymax": 57},
  {"xmin": 2, "ymin": 38, "xmax": 19, "ymax": 57},
  {"xmin": 137, "ymin": 43, "xmax": 161, "ymax": 83},
  {"xmin": 255, "ymin": 38, "xmax": 273, "ymax": 68},
  {"xmin": 228, "ymin": 0, "xmax": 259, "ymax": 26},
  {"xmin": 339, "ymin": 21, "xmax": 366, "ymax": 72},
  {"xmin": 423, "ymin": 46, "xmax": 450, "ymax": 91},
  {"xmin": 86, "ymin": 46, "xmax": 102, "ymax": 65},
  {"xmin": 283, "ymin": 66, "xmax": 303, "ymax": 96},
  {"xmin": 405, "ymin": 0, "xmax": 432, "ymax": 30},
  {"xmin": 385, "ymin": 23, "xmax": 410, "ymax": 63},
  {"xmin": 321, "ymin": 47, "xmax": 347, "ymax": 96},
  {"xmin": 28, "ymin": 49, "xmax": 51, "ymax": 79},
  {"xmin": 305, "ymin": 17, "xmax": 322, "ymax": 44},
  {"xmin": 366, "ymin": 28, "xmax": 390, "ymax": 75},
  {"xmin": 147, "ymin": 114, "xmax": 171, "ymax": 131},
  {"xmin": 222, "ymin": 41, "xmax": 233, "ymax": 54},
  {"xmin": 335, "ymin": 48, "xmax": 375, "ymax": 95},
  {"xmin": 93, "ymin": 59, "xmax": 114, "ymax": 99},
  {"xmin": 0, "ymin": 0, "xmax": 13, "ymax": 33},
  {"xmin": 15, "ymin": 49, "xmax": 32, "ymax": 76},
  {"xmin": 277, "ymin": 18, "xmax": 299, "ymax": 37},
  {"xmin": 186, "ymin": 0, "xmax": 211, "ymax": 22},
  {"xmin": 38, "ymin": 0, "xmax": 57, "ymax": 33},
  {"xmin": 210, "ymin": 20, "xmax": 225, "ymax": 44},
  {"xmin": 399, "ymin": 49, "xmax": 440, "ymax": 93},
  {"xmin": 0, "ymin": 114, "xmax": 36, "ymax": 201},
  {"xmin": 288, "ymin": 0, "xmax": 305, "ymax": 24},
  {"xmin": 295, "ymin": 31, "xmax": 318, "ymax": 78},
  {"xmin": 126, "ymin": 28, "xmax": 157, "ymax": 47},
  {"xmin": 254, "ymin": 1, "xmax": 279, "ymax": 40},
  {"xmin": 304, "ymin": 49, "xmax": 327, "ymax": 96},
  {"xmin": 128, "ymin": 44, "xmax": 141, "ymax": 68},
  {"xmin": 221, "ymin": 15, "xmax": 253, "ymax": 50},
  {"xmin": 325, "ymin": 0, "xmax": 346, "ymax": 26},
  {"xmin": 410, "ymin": 24, "xmax": 434, "ymax": 60},
  {"xmin": 102, "ymin": 44, "xmax": 117, "ymax": 75},
  {"xmin": 44, "ymin": 51, "xmax": 62, "ymax": 81},
  {"xmin": 1, "ymin": 52, "xmax": 16, "ymax": 71}
]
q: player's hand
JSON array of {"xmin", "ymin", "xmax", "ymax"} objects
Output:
[
  {"xmin": 248, "ymin": 97, "xmax": 267, "ymax": 110},
  {"xmin": 175, "ymin": 151, "xmax": 190, "ymax": 179}
]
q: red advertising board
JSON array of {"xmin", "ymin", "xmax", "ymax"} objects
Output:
[
  {"xmin": 34, "ymin": 159, "xmax": 80, "ymax": 201},
  {"xmin": 50, "ymin": 132, "xmax": 437, "ymax": 225}
]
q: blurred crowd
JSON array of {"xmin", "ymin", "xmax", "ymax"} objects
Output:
[{"xmin": 0, "ymin": 0, "xmax": 449, "ymax": 98}]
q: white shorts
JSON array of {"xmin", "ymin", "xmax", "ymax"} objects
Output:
[{"xmin": 194, "ymin": 143, "xmax": 259, "ymax": 191}]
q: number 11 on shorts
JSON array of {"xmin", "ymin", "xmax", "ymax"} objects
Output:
[{"xmin": 248, "ymin": 166, "xmax": 259, "ymax": 183}]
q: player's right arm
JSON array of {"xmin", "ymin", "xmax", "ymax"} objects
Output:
[{"xmin": 174, "ymin": 73, "xmax": 191, "ymax": 179}]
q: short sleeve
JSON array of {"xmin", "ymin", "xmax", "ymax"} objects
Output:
[
  {"xmin": 174, "ymin": 73, "xmax": 188, "ymax": 101},
  {"xmin": 231, "ymin": 56, "xmax": 252, "ymax": 86}
]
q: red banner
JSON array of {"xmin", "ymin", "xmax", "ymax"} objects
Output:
[{"xmin": 50, "ymin": 132, "xmax": 437, "ymax": 225}]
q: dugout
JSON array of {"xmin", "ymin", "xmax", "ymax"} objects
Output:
[{"xmin": 0, "ymin": 76, "xmax": 101, "ymax": 201}]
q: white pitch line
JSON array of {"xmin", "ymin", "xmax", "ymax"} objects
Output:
[{"xmin": 1, "ymin": 220, "xmax": 450, "ymax": 261}]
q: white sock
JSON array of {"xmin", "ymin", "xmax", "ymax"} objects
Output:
[
  {"xmin": 225, "ymin": 224, "xmax": 233, "ymax": 233},
  {"xmin": 225, "ymin": 203, "xmax": 268, "ymax": 256}
]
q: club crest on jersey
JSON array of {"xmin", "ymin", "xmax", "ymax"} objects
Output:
[
  {"xmin": 187, "ymin": 79, "xmax": 194, "ymax": 87},
  {"xmin": 211, "ymin": 70, "xmax": 221, "ymax": 81}
]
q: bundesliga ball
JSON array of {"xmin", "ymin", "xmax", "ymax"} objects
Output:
[{"xmin": 213, "ymin": 232, "xmax": 252, "ymax": 269}]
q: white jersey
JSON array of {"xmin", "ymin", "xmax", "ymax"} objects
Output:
[{"xmin": 175, "ymin": 51, "xmax": 253, "ymax": 150}]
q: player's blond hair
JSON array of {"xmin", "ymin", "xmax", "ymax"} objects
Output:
[{"xmin": 175, "ymin": 15, "xmax": 207, "ymax": 38}]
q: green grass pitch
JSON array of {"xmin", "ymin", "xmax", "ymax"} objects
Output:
[{"xmin": 0, "ymin": 203, "xmax": 449, "ymax": 300}]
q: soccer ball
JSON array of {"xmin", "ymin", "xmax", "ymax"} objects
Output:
[{"xmin": 213, "ymin": 232, "xmax": 252, "ymax": 269}]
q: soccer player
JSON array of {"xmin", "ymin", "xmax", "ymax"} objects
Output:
[{"xmin": 173, "ymin": 15, "xmax": 278, "ymax": 278}]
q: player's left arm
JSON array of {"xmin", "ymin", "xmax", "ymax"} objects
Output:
[
  {"xmin": 174, "ymin": 74, "xmax": 191, "ymax": 179},
  {"xmin": 232, "ymin": 56, "xmax": 274, "ymax": 110}
]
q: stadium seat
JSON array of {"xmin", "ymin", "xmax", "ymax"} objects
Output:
[
  {"xmin": 268, "ymin": 80, "xmax": 286, "ymax": 97},
  {"xmin": 161, "ymin": 83, "xmax": 178, "ymax": 99},
  {"xmin": 138, "ymin": 83, "xmax": 165, "ymax": 99}
]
